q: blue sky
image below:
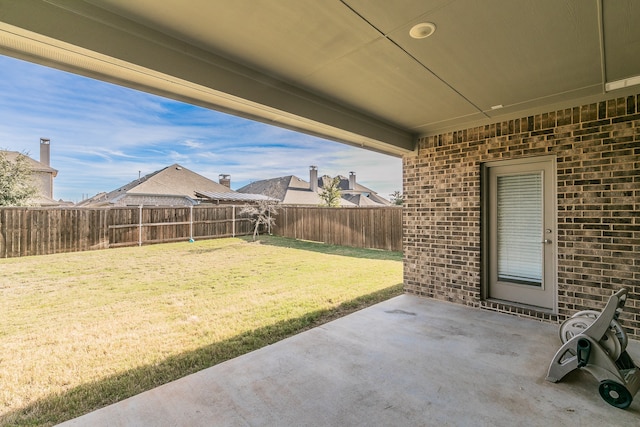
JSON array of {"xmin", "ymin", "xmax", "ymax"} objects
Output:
[{"xmin": 0, "ymin": 55, "xmax": 402, "ymax": 203}]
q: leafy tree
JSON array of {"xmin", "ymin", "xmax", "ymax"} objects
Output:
[
  {"xmin": 389, "ymin": 190, "xmax": 404, "ymax": 206},
  {"xmin": 240, "ymin": 199, "xmax": 279, "ymax": 240},
  {"xmin": 0, "ymin": 151, "xmax": 36, "ymax": 206},
  {"xmin": 319, "ymin": 176, "xmax": 342, "ymax": 207}
]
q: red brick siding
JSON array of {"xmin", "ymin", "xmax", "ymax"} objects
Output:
[{"xmin": 403, "ymin": 94, "xmax": 640, "ymax": 338}]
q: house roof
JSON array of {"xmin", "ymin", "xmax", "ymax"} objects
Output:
[
  {"xmin": 238, "ymin": 175, "xmax": 346, "ymax": 206},
  {"xmin": 235, "ymin": 176, "xmax": 297, "ymax": 202},
  {"xmin": 341, "ymin": 193, "xmax": 385, "ymax": 207},
  {"xmin": 79, "ymin": 164, "xmax": 235, "ymax": 206},
  {"xmin": 321, "ymin": 175, "xmax": 391, "ymax": 206},
  {"xmin": 319, "ymin": 175, "xmax": 391, "ymax": 206},
  {"xmin": 2, "ymin": 1, "xmax": 638, "ymax": 156},
  {"xmin": 237, "ymin": 175, "xmax": 345, "ymax": 206},
  {"xmin": 0, "ymin": 150, "xmax": 58, "ymax": 176},
  {"xmin": 118, "ymin": 164, "xmax": 230, "ymax": 198},
  {"xmin": 237, "ymin": 173, "xmax": 389, "ymax": 207}
]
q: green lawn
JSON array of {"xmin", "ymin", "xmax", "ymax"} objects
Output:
[{"xmin": 0, "ymin": 236, "xmax": 403, "ymax": 426}]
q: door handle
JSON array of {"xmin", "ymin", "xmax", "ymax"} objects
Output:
[{"xmin": 541, "ymin": 239, "xmax": 552, "ymax": 244}]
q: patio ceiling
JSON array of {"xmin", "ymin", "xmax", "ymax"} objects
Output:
[{"xmin": 0, "ymin": 0, "xmax": 639, "ymax": 156}]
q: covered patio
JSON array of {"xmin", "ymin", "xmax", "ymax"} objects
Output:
[
  {"xmin": 59, "ymin": 295, "xmax": 640, "ymax": 426},
  {"xmin": 1, "ymin": 1, "xmax": 638, "ymax": 328},
  {"xmin": 1, "ymin": 1, "xmax": 639, "ymax": 423}
]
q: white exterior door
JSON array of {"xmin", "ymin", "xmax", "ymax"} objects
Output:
[{"xmin": 486, "ymin": 157, "xmax": 556, "ymax": 310}]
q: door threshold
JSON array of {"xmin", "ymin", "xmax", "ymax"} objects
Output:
[{"xmin": 483, "ymin": 298, "xmax": 557, "ymax": 318}]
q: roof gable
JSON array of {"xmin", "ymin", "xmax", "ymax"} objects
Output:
[
  {"xmin": 131, "ymin": 164, "xmax": 230, "ymax": 196},
  {"xmin": 105, "ymin": 164, "xmax": 231, "ymax": 200},
  {"xmin": 0, "ymin": 150, "xmax": 58, "ymax": 175}
]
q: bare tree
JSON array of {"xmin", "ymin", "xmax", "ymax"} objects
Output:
[
  {"xmin": 0, "ymin": 151, "xmax": 36, "ymax": 206},
  {"xmin": 240, "ymin": 199, "xmax": 279, "ymax": 240},
  {"xmin": 319, "ymin": 176, "xmax": 342, "ymax": 207}
]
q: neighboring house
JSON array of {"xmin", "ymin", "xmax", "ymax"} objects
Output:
[
  {"xmin": 0, "ymin": 138, "xmax": 63, "ymax": 207},
  {"xmin": 237, "ymin": 166, "xmax": 391, "ymax": 207},
  {"xmin": 321, "ymin": 172, "xmax": 392, "ymax": 207},
  {"xmin": 77, "ymin": 164, "xmax": 265, "ymax": 207}
]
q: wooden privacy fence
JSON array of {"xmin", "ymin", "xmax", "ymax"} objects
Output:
[
  {"xmin": 273, "ymin": 206, "xmax": 402, "ymax": 252},
  {"xmin": 107, "ymin": 205, "xmax": 253, "ymax": 248},
  {"xmin": 0, "ymin": 206, "xmax": 254, "ymax": 258},
  {"xmin": 0, "ymin": 205, "xmax": 402, "ymax": 258}
]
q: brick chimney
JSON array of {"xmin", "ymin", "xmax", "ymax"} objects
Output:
[
  {"xmin": 309, "ymin": 166, "xmax": 318, "ymax": 192},
  {"xmin": 40, "ymin": 138, "xmax": 50, "ymax": 166},
  {"xmin": 349, "ymin": 171, "xmax": 356, "ymax": 190},
  {"xmin": 219, "ymin": 174, "xmax": 231, "ymax": 188}
]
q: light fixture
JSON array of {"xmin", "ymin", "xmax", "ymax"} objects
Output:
[
  {"xmin": 409, "ymin": 22, "xmax": 436, "ymax": 39},
  {"xmin": 491, "ymin": 104, "xmax": 504, "ymax": 110},
  {"xmin": 605, "ymin": 75, "xmax": 640, "ymax": 92}
]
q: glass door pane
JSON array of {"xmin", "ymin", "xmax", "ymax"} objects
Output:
[{"xmin": 496, "ymin": 173, "xmax": 542, "ymax": 286}]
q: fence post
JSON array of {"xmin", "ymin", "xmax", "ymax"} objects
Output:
[
  {"xmin": 106, "ymin": 208, "xmax": 110, "ymax": 248},
  {"xmin": 232, "ymin": 205, "xmax": 236, "ymax": 237},
  {"xmin": 138, "ymin": 205, "xmax": 143, "ymax": 246},
  {"xmin": 189, "ymin": 205, "xmax": 193, "ymax": 241}
]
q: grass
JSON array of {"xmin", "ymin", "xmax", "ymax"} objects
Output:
[{"xmin": 0, "ymin": 235, "xmax": 403, "ymax": 426}]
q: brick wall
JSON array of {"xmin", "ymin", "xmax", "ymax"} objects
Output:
[{"xmin": 403, "ymin": 93, "xmax": 640, "ymax": 338}]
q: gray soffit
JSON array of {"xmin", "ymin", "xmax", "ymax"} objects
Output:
[
  {"xmin": 0, "ymin": 1, "xmax": 639, "ymax": 156},
  {"xmin": 195, "ymin": 191, "xmax": 277, "ymax": 203}
]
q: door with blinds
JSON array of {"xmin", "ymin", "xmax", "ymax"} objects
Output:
[{"xmin": 486, "ymin": 157, "xmax": 556, "ymax": 310}]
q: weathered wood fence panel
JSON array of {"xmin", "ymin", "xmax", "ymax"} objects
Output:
[
  {"xmin": 273, "ymin": 206, "xmax": 402, "ymax": 252},
  {"xmin": 0, "ymin": 206, "xmax": 253, "ymax": 258},
  {"xmin": 106, "ymin": 206, "xmax": 254, "ymax": 247},
  {"xmin": 192, "ymin": 205, "xmax": 254, "ymax": 239},
  {"xmin": 0, "ymin": 207, "xmax": 110, "ymax": 258}
]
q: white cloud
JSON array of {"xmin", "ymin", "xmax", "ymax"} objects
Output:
[{"xmin": 182, "ymin": 140, "xmax": 205, "ymax": 149}]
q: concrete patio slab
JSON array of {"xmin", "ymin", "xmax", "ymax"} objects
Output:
[{"xmin": 58, "ymin": 295, "xmax": 640, "ymax": 426}]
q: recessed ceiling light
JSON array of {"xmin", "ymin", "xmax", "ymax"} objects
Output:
[
  {"xmin": 409, "ymin": 22, "xmax": 436, "ymax": 39},
  {"xmin": 491, "ymin": 104, "xmax": 504, "ymax": 110}
]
